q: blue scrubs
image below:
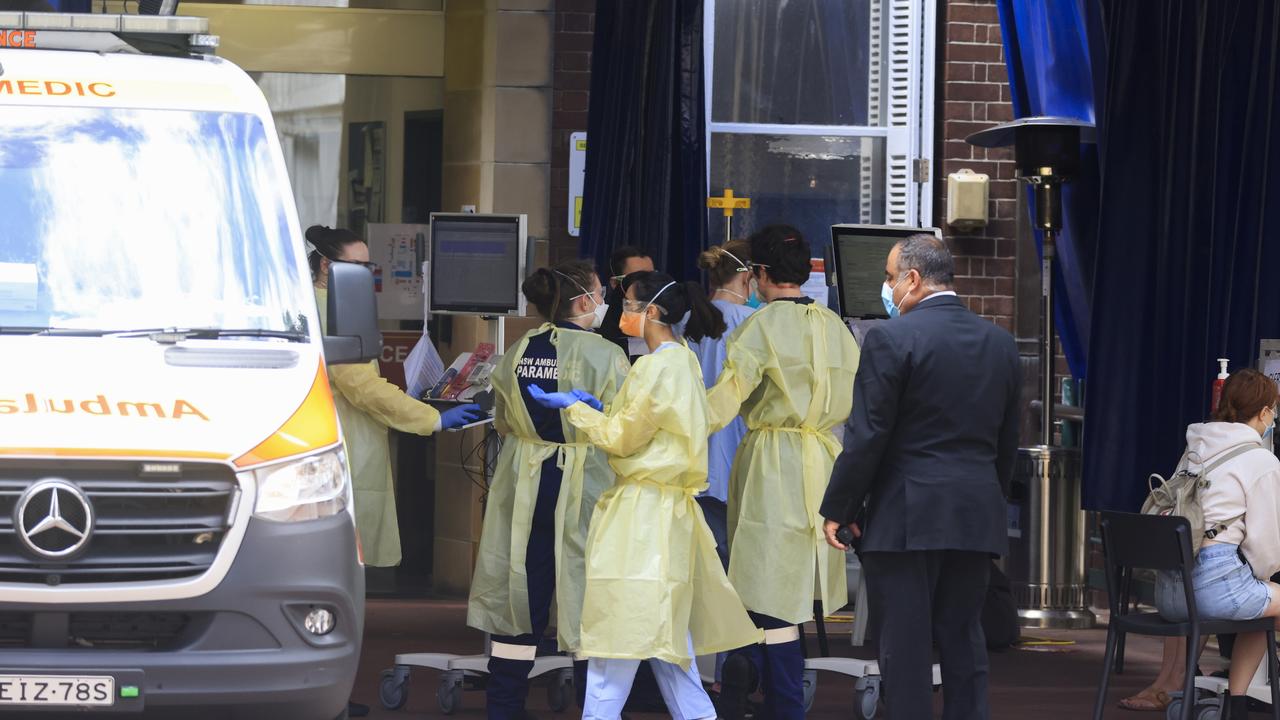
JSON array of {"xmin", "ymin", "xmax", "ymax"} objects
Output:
[
  {"xmin": 688, "ymin": 300, "xmax": 756, "ymax": 684},
  {"xmin": 688, "ymin": 299, "xmax": 756, "ymax": 566},
  {"xmin": 486, "ymin": 323, "xmax": 589, "ymax": 719}
]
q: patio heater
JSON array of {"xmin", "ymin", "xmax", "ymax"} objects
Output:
[{"xmin": 967, "ymin": 117, "xmax": 1096, "ymax": 629}]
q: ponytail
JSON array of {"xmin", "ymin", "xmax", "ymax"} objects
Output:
[
  {"xmin": 521, "ymin": 267, "xmax": 563, "ymax": 321},
  {"xmin": 521, "ymin": 260, "xmax": 597, "ymax": 321},
  {"xmin": 698, "ymin": 239, "xmax": 752, "ymax": 289},
  {"xmin": 680, "ymin": 281, "xmax": 727, "ymax": 343},
  {"xmin": 629, "ymin": 272, "xmax": 725, "ymax": 341}
]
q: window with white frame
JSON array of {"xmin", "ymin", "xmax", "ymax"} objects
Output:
[{"xmin": 705, "ymin": 0, "xmax": 935, "ymax": 252}]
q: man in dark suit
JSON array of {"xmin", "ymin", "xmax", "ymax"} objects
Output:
[{"xmin": 820, "ymin": 234, "xmax": 1019, "ymax": 720}]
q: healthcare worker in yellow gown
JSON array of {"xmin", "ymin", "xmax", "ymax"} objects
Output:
[
  {"xmin": 466, "ymin": 261, "xmax": 629, "ymax": 720},
  {"xmin": 705, "ymin": 226, "xmax": 860, "ymax": 720},
  {"xmin": 530, "ymin": 272, "xmax": 762, "ymax": 720},
  {"xmin": 308, "ymin": 225, "xmax": 482, "ymax": 568}
]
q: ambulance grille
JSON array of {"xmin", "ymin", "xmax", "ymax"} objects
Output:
[{"xmin": 0, "ymin": 462, "xmax": 236, "ymax": 585}]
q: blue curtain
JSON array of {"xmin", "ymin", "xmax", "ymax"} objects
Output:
[
  {"xmin": 579, "ymin": 0, "xmax": 708, "ymax": 280},
  {"xmin": 1080, "ymin": 1, "xmax": 1280, "ymax": 511},
  {"xmin": 994, "ymin": 0, "xmax": 1097, "ymax": 380}
]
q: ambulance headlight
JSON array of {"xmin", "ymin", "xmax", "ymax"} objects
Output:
[{"xmin": 253, "ymin": 448, "xmax": 349, "ymax": 522}]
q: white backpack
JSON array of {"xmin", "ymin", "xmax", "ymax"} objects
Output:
[{"xmin": 1141, "ymin": 442, "xmax": 1262, "ymax": 557}]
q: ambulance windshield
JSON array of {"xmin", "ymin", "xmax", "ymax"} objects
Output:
[{"xmin": 0, "ymin": 106, "xmax": 313, "ymax": 337}]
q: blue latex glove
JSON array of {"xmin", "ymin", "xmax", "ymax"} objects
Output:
[
  {"xmin": 570, "ymin": 389, "xmax": 604, "ymax": 412},
  {"xmin": 527, "ymin": 384, "xmax": 578, "ymax": 409},
  {"xmin": 440, "ymin": 403, "xmax": 484, "ymax": 430}
]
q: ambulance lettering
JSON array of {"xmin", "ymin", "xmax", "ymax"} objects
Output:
[
  {"xmin": 0, "ymin": 30, "xmax": 36, "ymax": 49},
  {"xmin": 0, "ymin": 394, "xmax": 208, "ymax": 420},
  {"xmin": 0, "ymin": 80, "xmax": 115, "ymax": 98}
]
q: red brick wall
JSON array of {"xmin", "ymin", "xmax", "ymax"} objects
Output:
[
  {"xmin": 550, "ymin": 0, "xmax": 596, "ymax": 266},
  {"xmin": 937, "ymin": 0, "xmax": 1018, "ymax": 335}
]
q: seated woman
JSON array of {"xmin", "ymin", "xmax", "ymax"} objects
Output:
[{"xmin": 1140, "ymin": 369, "xmax": 1280, "ymax": 717}]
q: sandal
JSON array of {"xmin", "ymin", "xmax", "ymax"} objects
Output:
[{"xmin": 1118, "ymin": 689, "xmax": 1172, "ymax": 711}]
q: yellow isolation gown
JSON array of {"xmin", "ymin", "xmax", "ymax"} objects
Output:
[
  {"xmin": 564, "ymin": 341, "xmax": 763, "ymax": 669},
  {"xmin": 706, "ymin": 300, "xmax": 860, "ymax": 623},
  {"xmin": 316, "ymin": 287, "xmax": 440, "ymax": 567}
]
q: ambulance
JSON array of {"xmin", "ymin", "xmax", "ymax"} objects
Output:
[{"xmin": 0, "ymin": 11, "xmax": 379, "ymax": 719}]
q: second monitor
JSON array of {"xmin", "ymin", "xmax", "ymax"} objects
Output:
[
  {"xmin": 831, "ymin": 224, "xmax": 942, "ymax": 320},
  {"xmin": 429, "ymin": 213, "xmax": 528, "ymax": 316}
]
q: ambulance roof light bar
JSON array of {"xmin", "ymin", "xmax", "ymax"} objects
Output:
[{"xmin": 0, "ymin": 12, "xmax": 218, "ymax": 55}]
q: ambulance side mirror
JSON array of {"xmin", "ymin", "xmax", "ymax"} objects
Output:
[{"xmin": 322, "ymin": 262, "xmax": 381, "ymax": 365}]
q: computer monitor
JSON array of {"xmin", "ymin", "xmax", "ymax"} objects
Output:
[
  {"xmin": 830, "ymin": 224, "xmax": 942, "ymax": 319},
  {"xmin": 429, "ymin": 213, "xmax": 527, "ymax": 316}
]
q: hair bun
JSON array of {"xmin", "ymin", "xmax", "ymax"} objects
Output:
[
  {"xmin": 304, "ymin": 225, "xmax": 328, "ymax": 243},
  {"xmin": 697, "ymin": 247, "xmax": 723, "ymax": 270}
]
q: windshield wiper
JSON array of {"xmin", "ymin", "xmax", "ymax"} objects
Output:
[
  {"xmin": 0, "ymin": 326, "xmax": 52, "ymax": 335},
  {"xmin": 1, "ymin": 327, "xmax": 109, "ymax": 336},
  {"xmin": 108, "ymin": 327, "xmax": 309, "ymax": 343}
]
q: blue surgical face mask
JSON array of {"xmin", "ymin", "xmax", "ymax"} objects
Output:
[
  {"xmin": 746, "ymin": 279, "xmax": 763, "ymax": 308},
  {"xmin": 881, "ymin": 277, "xmax": 909, "ymax": 319}
]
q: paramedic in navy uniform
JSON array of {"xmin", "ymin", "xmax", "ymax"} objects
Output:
[
  {"xmin": 820, "ymin": 234, "xmax": 1020, "ymax": 720},
  {"xmin": 466, "ymin": 261, "xmax": 629, "ymax": 719}
]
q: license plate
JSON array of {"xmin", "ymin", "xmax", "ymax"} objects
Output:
[{"xmin": 0, "ymin": 675, "xmax": 114, "ymax": 706}]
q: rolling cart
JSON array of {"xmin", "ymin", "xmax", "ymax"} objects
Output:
[
  {"xmin": 378, "ymin": 642, "xmax": 576, "ymax": 714},
  {"xmin": 798, "ymin": 577, "xmax": 942, "ymax": 720},
  {"xmin": 378, "ymin": 418, "xmax": 579, "ymax": 715},
  {"xmin": 798, "ymin": 548, "xmax": 942, "ymax": 712},
  {"xmin": 695, "ymin": 554, "xmax": 942, "ymax": 719}
]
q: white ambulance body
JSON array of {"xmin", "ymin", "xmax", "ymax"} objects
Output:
[{"xmin": 0, "ymin": 13, "xmax": 372, "ymax": 719}]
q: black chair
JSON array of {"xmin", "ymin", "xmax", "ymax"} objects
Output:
[{"xmin": 1094, "ymin": 512, "xmax": 1280, "ymax": 720}]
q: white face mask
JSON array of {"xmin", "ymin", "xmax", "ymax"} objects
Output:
[
  {"xmin": 587, "ymin": 299, "xmax": 608, "ymax": 329},
  {"xmin": 559, "ymin": 270, "xmax": 608, "ymax": 329},
  {"xmin": 567, "ymin": 293, "xmax": 608, "ymax": 329}
]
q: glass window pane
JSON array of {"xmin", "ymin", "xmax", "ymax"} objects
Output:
[
  {"xmin": 712, "ymin": 0, "xmax": 885, "ymax": 126},
  {"xmin": 708, "ymin": 133, "xmax": 885, "ymax": 253},
  {"xmin": 251, "ymin": 73, "xmax": 444, "ymax": 233},
  {"xmin": 192, "ymin": 0, "xmax": 443, "ymax": 9},
  {"xmin": 254, "ymin": 73, "xmax": 346, "ymax": 229},
  {"xmin": 0, "ymin": 107, "xmax": 312, "ymax": 333}
]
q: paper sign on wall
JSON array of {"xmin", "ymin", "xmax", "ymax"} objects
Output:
[
  {"xmin": 568, "ymin": 132, "xmax": 586, "ymax": 237},
  {"xmin": 802, "ymin": 258, "xmax": 830, "ymax": 306},
  {"xmin": 367, "ymin": 223, "xmax": 428, "ymax": 320}
]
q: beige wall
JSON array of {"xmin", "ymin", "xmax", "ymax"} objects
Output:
[{"xmin": 433, "ymin": 0, "xmax": 555, "ymax": 595}]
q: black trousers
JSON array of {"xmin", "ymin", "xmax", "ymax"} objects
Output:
[{"xmin": 862, "ymin": 550, "xmax": 991, "ymax": 720}]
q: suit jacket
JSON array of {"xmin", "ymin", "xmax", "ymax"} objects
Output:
[{"xmin": 819, "ymin": 294, "xmax": 1020, "ymax": 555}]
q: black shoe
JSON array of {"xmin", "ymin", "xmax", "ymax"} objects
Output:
[
  {"xmin": 1221, "ymin": 692, "xmax": 1250, "ymax": 719},
  {"xmin": 717, "ymin": 655, "xmax": 758, "ymax": 720},
  {"xmin": 347, "ymin": 701, "xmax": 370, "ymax": 717}
]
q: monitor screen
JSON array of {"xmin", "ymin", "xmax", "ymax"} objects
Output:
[
  {"xmin": 831, "ymin": 224, "xmax": 941, "ymax": 319},
  {"xmin": 429, "ymin": 214, "xmax": 526, "ymax": 315}
]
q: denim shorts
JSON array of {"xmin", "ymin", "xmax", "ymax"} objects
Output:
[{"xmin": 1155, "ymin": 543, "xmax": 1272, "ymax": 622}]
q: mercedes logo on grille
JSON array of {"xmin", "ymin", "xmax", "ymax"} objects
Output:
[{"xmin": 14, "ymin": 480, "xmax": 94, "ymax": 559}]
